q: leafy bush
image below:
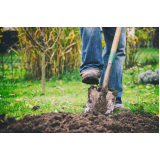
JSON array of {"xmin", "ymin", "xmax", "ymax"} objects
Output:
[
  {"xmin": 17, "ymin": 27, "xmax": 81, "ymax": 79},
  {"xmin": 125, "ymin": 27, "xmax": 156, "ymax": 69}
]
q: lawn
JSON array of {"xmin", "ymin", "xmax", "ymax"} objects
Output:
[
  {"xmin": 0, "ymin": 71, "xmax": 88, "ymax": 120},
  {"xmin": 136, "ymin": 48, "xmax": 159, "ymax": 66},
  {"xmin": 122, "ymin": 63, "xmax": 159, "ymax": 115},
  {"xmin": 0, "ymin": 48, "xmax": 159, "ymax": 120},
  {"xmin": 0, "ymin": 64, "xmax": 159, "ymax": 120}
]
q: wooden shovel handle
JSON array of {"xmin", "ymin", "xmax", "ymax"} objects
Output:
[
  {"xmin": 111, "ymin": 27, "xmax": 122, "ymax": 52},
  {"xmin": 102, "ymin": 27, "xmax": 122, "ymax": 90}
]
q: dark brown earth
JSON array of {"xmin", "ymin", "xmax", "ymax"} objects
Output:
[
  {"xmin": 0, "ymin": 111, "xmax": 159, "ymax": 133},
  {"xmin": 88, "ymin": 86, "xmax": 118, "ymax": 114}
]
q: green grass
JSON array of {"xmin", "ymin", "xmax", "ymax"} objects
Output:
[
  {"xmin": 122, "ymin": 63, "xmax": 159, "ymax": 115},
  {"xmin": 0, "ymin": 70, "xmax": 88, "ymax": 120},
  {"xmin": 0, "ymin": 63, "xmax": 159, "ymax": 120},
  {"xmin": 0, "ymin": 49, "xmax": 159, "ymax": 120},
  {"xmin": 136, "ymin": 48, "xmax": 159, "ymax": 66}
]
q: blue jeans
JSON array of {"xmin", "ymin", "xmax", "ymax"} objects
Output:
[{"xmin": 79, "ymin": 27, "xmax": 126, "ymax": 104}]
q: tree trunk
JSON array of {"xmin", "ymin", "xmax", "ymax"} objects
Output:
[
  {"xmin": 41, "ymin": 27, "xmax": 45, "ymax": 92},
  {"xmin": 42, "ymin": 50, "xmax": 45, "ymax": 91}
]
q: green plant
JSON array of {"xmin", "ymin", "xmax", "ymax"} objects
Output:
[
  {"xmin": 124, "ymin": 48, "xmax": 159, "ymax": 84},
  {"xmin": 0, "ymin": 62, "xmax": 159, "ymax": 120},
  {"xmin": 125, "ymin": 27, "xmax": 155, "ymax": 69},
  {"xmin": 16, "ymin": 27, "xmax": 81, "ymax": 80},
  {"xmin": 0, "ymin": 27, "xmax": 4, "ymax": 46},
  {"xmin": 123, "ymin": 61, "xmax": 159, "ymax": 112}
]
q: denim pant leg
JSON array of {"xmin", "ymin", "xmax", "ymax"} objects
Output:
[
  {"xmin": 100, "ymin": 27, "xmax": 126, "ymax": 104},
  {"xmin": 79, "ymin": 27, "xmax": 103, "ymax": 77}
]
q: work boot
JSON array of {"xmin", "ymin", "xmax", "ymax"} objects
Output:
[
  {"xmin": 81, "ymin": 70, "xmax": 99, "ymax": 84},
  {"xmin": 113, "ymin": 104, "xmax": 130, "ymax": 112}
]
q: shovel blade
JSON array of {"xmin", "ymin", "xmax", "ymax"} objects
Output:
[{"xmin": 85, "ymin": 86, "xmax": 118, "ymax": 115}]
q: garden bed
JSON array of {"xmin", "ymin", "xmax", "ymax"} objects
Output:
[{"xmin": 0, "ymin": 111, "xmax": 159, "ymax": 133}]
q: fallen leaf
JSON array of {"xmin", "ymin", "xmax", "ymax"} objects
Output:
[
  {"xmin": 75, "ymin": 106, "xmax": 82, "ymax": 109},
  {"xmin": 9, "ymin": 94, "xmax": 15, "ymax": 96},
  {"xmin": 25, "ymin": 104, "xmax": 33, "ymax": 108},
  {"xmin": 138, "ymin": 106, "xmax": 144, "ymax": 110},
  {"xmin": 138, "ymin": 85, "xmax": 143, "ymax": 88},
  {"xmin": 62, "ymin": 105, "xmax": 67, "ymax": 109},
  {"xmin": 10, "ymin": 103, "xmax": 14, "ymax": 107},
  {"xmin": 131, "ymin": 102, "xmax": 138, "ymax": 106},
  {"xmin": 144, "ymin": 100, "xmax": 151, "ymax": 103},
  {"xmin": 4, "ymin": 65, "xmax": 8, "ymax": 69},
  {"xmin": 125, "ymin": 90, "xmax": 132, "ymax": 93},
  {"xmin": 30, "ymin": 100, "xmax": 34, "ymax": 104}
]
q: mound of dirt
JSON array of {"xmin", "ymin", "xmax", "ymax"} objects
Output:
[{"xmin": 0, "ymin": 111, "xmax": 159, "ymax": 133}]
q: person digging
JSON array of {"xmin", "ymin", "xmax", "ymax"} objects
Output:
[{"xmin": 79, "ymin": 27, "xmax": 130, "ymax": 113}]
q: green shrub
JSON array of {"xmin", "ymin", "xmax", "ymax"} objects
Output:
[
  {"xmin": 125, "ymin": 27, "xmax": 156, "ymax": 69},
  {"xmin": 17, "ymin": 27, "xmax": 81, "ymax": 80}
]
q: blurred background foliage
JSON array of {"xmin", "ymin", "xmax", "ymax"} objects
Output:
[
  {"xmin": 124, "ymin": 27, "xmax": 158, "ymax": 69},
  {"xmin": 0, "ymin": 27, "xmax": 159, "ymax": 80},
  {"xmin": 17, "ymin": 27, "xmax": 81, "ymax": 79}
]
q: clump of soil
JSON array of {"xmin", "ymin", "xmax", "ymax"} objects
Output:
[
  {"xmin": 88, "ymin": 86, "xmax": 118, "ymax": 114},
  {"xmin": 0, "ymin": 111, "xmax": 159, "ymax": 133}
]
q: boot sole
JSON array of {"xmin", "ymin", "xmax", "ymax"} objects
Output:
[{"xmin": 82, "ymin": 74, "xmax": 99, "ymax": 84}]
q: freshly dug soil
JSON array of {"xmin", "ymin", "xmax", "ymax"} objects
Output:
[
  {"xmin": 0, "ymin": 111, "xmax": 159, "ymax": 133},
  {"xmin": 88, "ymin": 86, "xmax": 118, "ymax": 114}
]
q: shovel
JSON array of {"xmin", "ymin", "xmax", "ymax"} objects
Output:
[{"xmin": 85, "ymin": 27, "xmax": 122, "ymax": 115}]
